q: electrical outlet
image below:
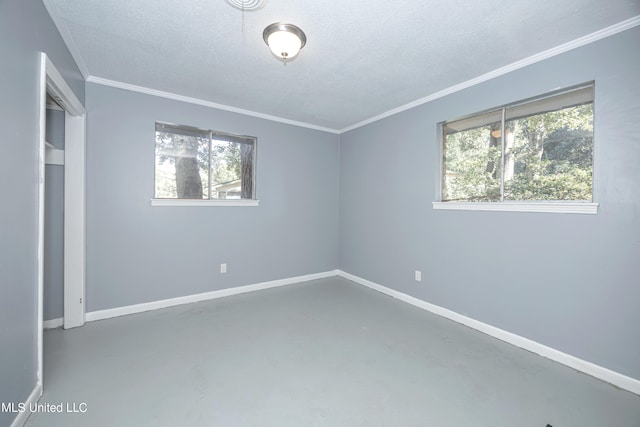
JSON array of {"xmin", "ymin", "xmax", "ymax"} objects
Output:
[
  {"xmin": 415, "ymin": 270, "xmax": 422, "ymax": 282},
  {"xmin": 220, "ymin": 263, "xmax": 227, "ymax": 273}
]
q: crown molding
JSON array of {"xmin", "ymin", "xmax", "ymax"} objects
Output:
[
  {"xmin": 86, "ymin": 76, "xmax": 341, "ymax": 134},
  {"xmin": 339, "ymin": 15, "xmax": 640, "ymax": 133}
]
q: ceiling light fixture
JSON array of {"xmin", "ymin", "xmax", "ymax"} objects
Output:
[{"xmin": 263, "ymin": 23, "xmax": 306, "ymax": 61}]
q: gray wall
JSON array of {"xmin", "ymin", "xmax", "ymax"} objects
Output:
[
  {"xmin": 339, "ymin": 26, "xmax": 640, "ymax": 380},
  {"xmin": 44, "ymin": 109, "xmax": 65, "ymax": 321},
  {"xmin": 85, "ymin": 83, "xmax": 340, "ymax": 312},
  {"xmin": 2, "ymin": 9, "xmax": 637, "ymax": 426},
  {"xmin": 0, "ymin": 0, "xmax": 84, "ymax": 425}
]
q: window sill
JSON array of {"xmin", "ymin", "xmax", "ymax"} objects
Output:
[
  {"xmin": 432, "ymin": 201, "xmax": 598, "ymax": 214},
  {"xmin": 151, "ymin": 199, "xmax": 260, "ymax": 207}
]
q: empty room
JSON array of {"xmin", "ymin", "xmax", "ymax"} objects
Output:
[{"xmin": 1, "ymin": 0, "xmax": 639, "ymax": 426}]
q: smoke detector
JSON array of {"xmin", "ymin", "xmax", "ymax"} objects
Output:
[{"xmin": 224, "ymin": 0, "xmax": 268, "ymax": 11}]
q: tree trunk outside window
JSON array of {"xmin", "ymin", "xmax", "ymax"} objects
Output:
[
  {"xmin": 240, "ymin": 143, "xmax": 253, "ymax": 199},
  {"xmin": 175, "ymin": 137, "xmax": 203, "ymax": 199}
]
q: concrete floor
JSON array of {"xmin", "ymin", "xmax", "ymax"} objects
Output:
[{"xmin": 26, "ymin": 277, "xmax": 640, "ymax": 427}]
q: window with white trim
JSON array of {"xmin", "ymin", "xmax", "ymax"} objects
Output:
[
  {"xmin": 437, "ymin": 83, "xmax": 595, "ymax": 212},
  {"xmin": 154, "ymin": 123, "xmax": 256, "ymax": 201}
]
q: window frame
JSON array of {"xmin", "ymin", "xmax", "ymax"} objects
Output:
[
  {"xmin": 433, "ymin": 82, "xmax": 598, "ymax": 214},
  {"xmin": 151, "ymin": 122, "xmax": 259, "ymax": 207}
]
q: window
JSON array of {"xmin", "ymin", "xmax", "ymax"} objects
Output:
[
  {"xmin": 436, "ymin": 83, "xmax": 597, "ymax": 214},
  {"xmin": 153, "ymin": 123, "xmax": 257, "ymax": 206}
]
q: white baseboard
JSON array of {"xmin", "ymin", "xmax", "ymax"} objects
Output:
[
  {"xmin": 43, "ymin": 317, "xmax": 63, "ymax": 329},
  {"xmin": 85, "ymin": 270, "xmax": 339, "ymax": 323},
  {"xmin": 45, "ymin": 268, "xmax": 640, "ymax": 395},
  {"xmin": 337, "ymin": 270, "xmax": 640, "ymax": 396},
  {"xmin": 9, "ymin": 382, "xmax": 42, "ymax": 427}
]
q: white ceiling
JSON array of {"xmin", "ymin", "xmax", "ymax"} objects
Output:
[{"xmin": 45, "ymin": 0, "xmax": 640, "ymax": 132}]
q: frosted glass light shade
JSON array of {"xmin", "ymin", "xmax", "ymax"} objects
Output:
[
  {"xmin": 267, "ymin": 31, "xmax": 302, "ymax": 59},
  {"xmin": 263, "ymin": 23, "xmax": 306, "ymax": 61}
]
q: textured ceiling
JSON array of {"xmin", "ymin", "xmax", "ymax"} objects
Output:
[{"xmin": 45, "ymin": 0, "xmax": 640, "ymax": 132}]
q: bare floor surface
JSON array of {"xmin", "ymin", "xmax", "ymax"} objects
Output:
[{"xmin": 26, "ymin": 277, "xmax": 640, "ymax": 426}]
